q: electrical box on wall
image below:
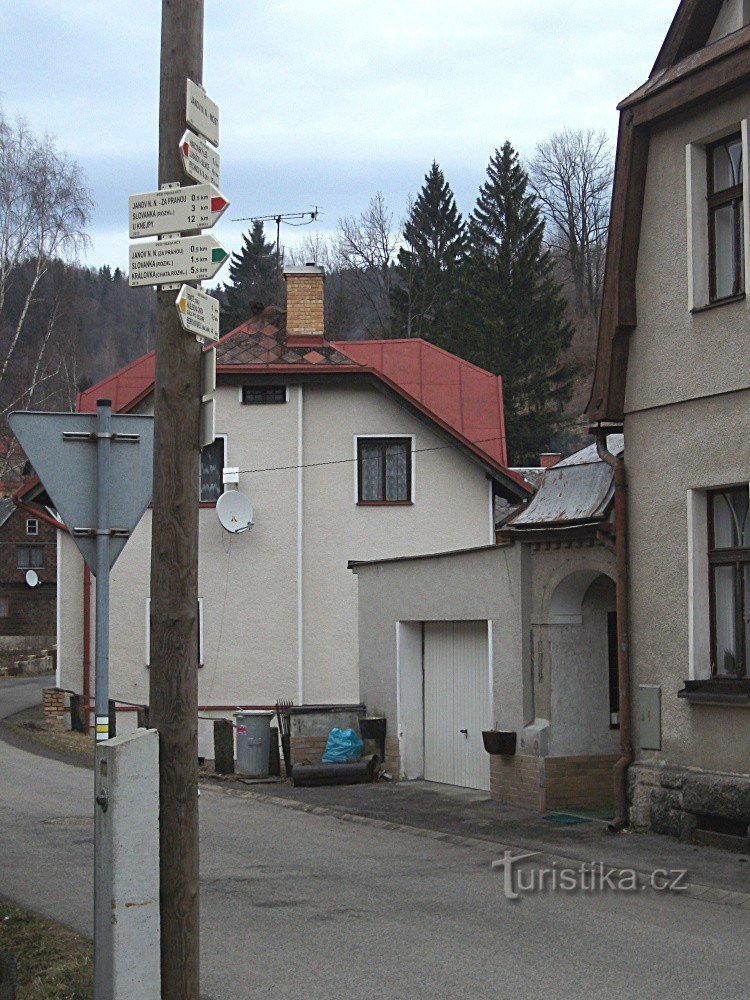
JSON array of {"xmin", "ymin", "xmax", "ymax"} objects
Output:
[{"xmin": 639, "ymin": 685, "xmax": 661, "ymax": 750}]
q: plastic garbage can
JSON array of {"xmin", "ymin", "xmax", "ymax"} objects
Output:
[{"xmin": 234, "ymin": 710, "xmax": 274, "ymax": 777}]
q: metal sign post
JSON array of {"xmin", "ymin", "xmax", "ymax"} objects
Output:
[
  {"xmin": 8, "ymin": 404, "xmax": 154, "ymax": 1000},
  {"xmin": 94, "ymin": 400, "xmax": 111, "ymax": 744}
]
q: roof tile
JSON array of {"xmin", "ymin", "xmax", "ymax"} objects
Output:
[{"xmin": 77, "ymin": 307, "xmax": 525, "ymax": 491}]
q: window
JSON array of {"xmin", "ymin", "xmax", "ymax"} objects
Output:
[
  {"xmin": 708, "ymin": 487, "xmax": 750, "ymax": 678},
  {"xmin": 242, "ymin": 385, "xmax": 286, "ymax": 405},
  {"xmin": 146, "ymin": 597, "xmax": 204, "ymax": 667},
  {"xmin": 0, "ymin": 597, "xmax": 9, "ymax": 618},
  {"xmin": 357, "ymin": 437, "xmax": 412, "ymax": 503},
  {"xmin": 200, "ymin": 436, "xmax": 225, "ymax": 503},
  {"xmin": 707, "ymin": 134, "xmax": 744, "ymax": 302},
  {"xmin": 25, "ymin": 519, "xmax": 38, "ymax": 536},
  {"xmin": 17, "ymin": 546, "xmax": 43, "ymax": 569}
]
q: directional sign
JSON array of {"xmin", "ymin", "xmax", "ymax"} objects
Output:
[
  {"xmin": 8, "ymin": 411, "xmax": 154, "ymax": 576},
  {"xmin": 128, "ymin": 235, "xmax": 229, "ymax": 287},
  {"xmin": 176, "ymin": 284, "xmax": 220, "ymax": 342},
  {"xmin": 180, "ymin": 129, "xmax": 220, "ymax": 186},
  {"xmin": 129, "ymin": 184, "xmax": 229, "ymax": 239},
  {"xmin": 186, "ymin": 79, "xmax": 219, "ymax": 146}
]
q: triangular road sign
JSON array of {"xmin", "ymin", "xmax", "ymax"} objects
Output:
[{"xmin": 9, "ymin": 411, "xmax": 154, "ymax": 576}]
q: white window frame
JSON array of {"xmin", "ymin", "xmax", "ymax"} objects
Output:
[
  {"xmin": 25, "ymin": 518, "xmax": 38, "ymax": 536},
  {"xmin": 353, "ymin": 434, "xmax": 416, "ymax": 505},
  {"xmin": 146, "ymin": 597, "xmax": 204, "ymax": 667},
  {"xmin": 200, "ymin": 433, "xmax": 228, "ymax": 503},
  {"xmin": 686, "ymin": 119, "xmax": 750, "ymax": 311}
]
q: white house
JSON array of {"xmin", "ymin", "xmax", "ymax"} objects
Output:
[{"xmin": 40, "ymin": 265, "xmax": 529, "ymax": 753}]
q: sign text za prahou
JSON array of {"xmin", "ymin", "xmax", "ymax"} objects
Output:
[
  {"xmin": 129, "ymin": 184, "xmax": 228, "ymax": 238},
  {"xmin": 128, "ymin": 235, "xmax": 228, "ymax": 287}
]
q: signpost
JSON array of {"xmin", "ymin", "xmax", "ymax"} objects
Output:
[
  {"xmin": 128, "ymin": 235, "xmax": 228, "ymax": 287},
  {"xmin": 179, "ymin": 129, "xmax": 220, "ymax": 186},
  {"xmin": 176, "ymin": 284, "xmax": 219, "ymax": 341},
  {"xmin": 129, "ymin": 184, "xmax": 229, "ymax": 238},
  {"xmin": 186, "ymin": 78, "xmax": 219, "ymax": 146},
  {"xmin": 8, "ymin": 405, "xmax": 154, "ymax": 1000},
  {"xmin": 127, "ymin": 24, "xmax": 225, "ymax": 990}
]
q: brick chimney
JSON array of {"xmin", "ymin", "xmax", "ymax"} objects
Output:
[
  {"xmin": 284, "ymin": 263, "xmax": 325, "ymax": 345},
  {"xmin": 539, "ymin": 453, "xmax": 562, "ymax": 469}
]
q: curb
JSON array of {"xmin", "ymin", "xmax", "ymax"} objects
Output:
[{"xmin": 199, "ymin": 783, "xmax": 750, "ymax": 910}]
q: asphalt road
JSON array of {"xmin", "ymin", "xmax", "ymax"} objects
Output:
[{"xmin": 1, "ymin": 677, "xmax": 749, "ymax": 999}]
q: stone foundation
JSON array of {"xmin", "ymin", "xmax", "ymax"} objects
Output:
[
  {"xmin": 490, "ymin": 753, "xmax": 619, "ymax": 813},
  {"xmin": 630, "ymin": 762, "xmax": 750, "ymax": 843}
]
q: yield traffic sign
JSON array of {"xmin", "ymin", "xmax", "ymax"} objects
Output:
[
  {"xmin": 8, "ymin": 410, "xmax": 154, "ymax": 576},
  {"xmin": 129, "ymin": 184, "xmax": 229, "ymax": 238}
]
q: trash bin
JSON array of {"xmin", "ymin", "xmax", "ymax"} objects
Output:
[{"xmin": 234, "ymin": 711, "xmax": 274, "ymax": 777}]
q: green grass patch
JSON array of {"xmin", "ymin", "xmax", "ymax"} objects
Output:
[{"xmin": 0, "ymin": 899, "xmax": 92, "ymax": 999}]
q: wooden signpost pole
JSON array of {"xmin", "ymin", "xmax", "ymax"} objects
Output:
[{"xmin": 149, "ymin": 1, "xmax": 204, "ymax": 997}]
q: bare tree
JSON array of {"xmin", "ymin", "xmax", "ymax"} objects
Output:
[
  {"xmin": 335, "ymin": 193, "xmax": 399, "ymax": 338},
  {"xmin": 0, "ymin": 107, "xmax": 92, "ymax": 406},
  {"xmin": 529, "ymin": 129, "xmax": 613, "ymax": 323}
]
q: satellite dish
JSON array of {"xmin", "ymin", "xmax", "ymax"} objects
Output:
[
  {"xmin": 25, "ymin": 569, "xmax": 39, "ymax": 588},
  {"xmin": 216, "ymin": 491, "xmax": 254, "ymax": 534}
]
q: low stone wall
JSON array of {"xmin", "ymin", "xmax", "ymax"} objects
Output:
[
  {"xmin": 630, "ymin": 762, "xmax": 750, "ymax": 843},
  {"xmin": 544, "ymin": 755, "xmax": 619, "ymax": 810},
  {"xmin": 0, "ymin": 640, "xmax": 56, "ymax": 676},
  {"xmin": 490, "ymin": 753, "xmax": 619, "ymax": 813},
  {"xmin": 289, "ymin": 734, "xmax": 400, "ymax": 777},
  {"xmin": 490, "ymin": 754, "xmax": 544, "ymax": 812}
]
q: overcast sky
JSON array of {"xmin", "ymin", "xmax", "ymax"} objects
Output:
[{"xmin": 3, "ymin": 1, "xmax": 678, "ymax": 271}]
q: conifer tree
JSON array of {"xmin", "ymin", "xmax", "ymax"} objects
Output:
[
  {"xmin": 220, "ymin": 221, "xmax": 281, "ymax": 334},
  {"xmin": 391, "ymin": 162, "xmax": 466, "ymax": 344},
  {"xmin": 458, "ymin": 142, "xmax": 576, "ymax": 465}
]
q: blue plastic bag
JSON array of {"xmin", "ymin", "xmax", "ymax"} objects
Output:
[{"xmin": 322, "ymin": 727, "xmax": 363, "ymax": 764}]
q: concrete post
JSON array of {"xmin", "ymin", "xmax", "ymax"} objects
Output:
[{"xmin": 94, "ymin": 729, "xmax": 160, "ymax": 999}]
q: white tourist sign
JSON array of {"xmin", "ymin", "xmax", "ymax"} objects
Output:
[
  {"xmin": 180, "ymin": 129, "xmax": 220, "ymax": 186},
  {"xmin": 175, "ymin": 284, "xmax": 220, "ymax": 342},
  {"xmin": 186, "ymin": 79, "xmax": 219, "ymax": 146},
  {"xmin": 128, "ymin": 235, "xmax": 229, "ymax": 287},
  {"xmin": 129, "ymin": 184, "xmax": 229, "ymax": 238}
]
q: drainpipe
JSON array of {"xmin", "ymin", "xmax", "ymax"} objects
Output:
[
  {"xmin": 595, "ymin": 434, "xmax": 633, "ymax": 831},
  {"xmin": 83, "ymin": 563, "xmax": 92, "ymax": 733}
]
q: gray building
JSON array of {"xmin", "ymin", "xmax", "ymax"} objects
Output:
[
  {"xmin": 352, "ymin": 440, "xmax": 620, "ymax": 812},
  {"xmin": 588, "ymin": 0, "xmax": 750, "ymax": 840}
]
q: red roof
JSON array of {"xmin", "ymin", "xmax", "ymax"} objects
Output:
[{"xmin": 77, "ymin": 310, "xmax": 528, "ymax": 494}]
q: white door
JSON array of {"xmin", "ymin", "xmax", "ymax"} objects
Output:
[{"xmin": 423, "ymin": 621, "xmax": 490, "ymax": 791}]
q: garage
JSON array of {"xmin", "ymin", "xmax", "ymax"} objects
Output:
[{"xmin": 423, "ymin": 621, "xmax": 491, "ymax": 791}]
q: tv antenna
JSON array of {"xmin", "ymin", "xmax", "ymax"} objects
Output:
[{"xmin": 230, "ymin": 208, "xmax": 320, "ymax": 261}]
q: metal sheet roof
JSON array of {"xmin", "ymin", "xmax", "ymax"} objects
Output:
[{"xmin": 510, "ymin": 435, "xmax": 623, "ymax": 528}]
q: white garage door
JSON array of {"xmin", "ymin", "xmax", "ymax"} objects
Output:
[{"xmin": 423, "ymin": 621, "xmax": 490, "ymax": 791}]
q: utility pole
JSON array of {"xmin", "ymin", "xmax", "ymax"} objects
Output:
[{"xmin": 150, "ymin": 2, "xmax": 203, "ymax": 997}]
